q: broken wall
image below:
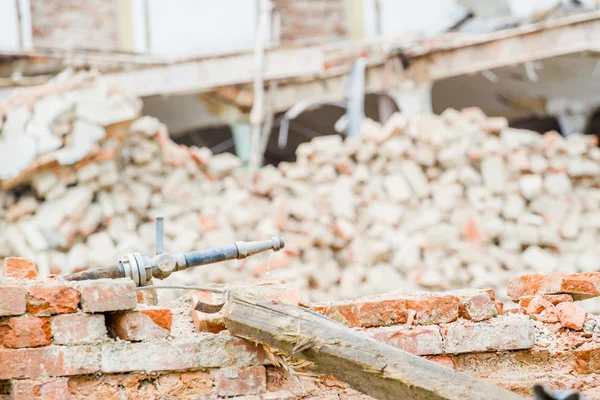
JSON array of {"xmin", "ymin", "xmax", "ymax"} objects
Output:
[
  {"xmin": 30, "ymin": 0, "xmax": 120, "ymax": 51},
  {"xmin": 3, "ymin": 257, "xmax": 600, "ymax": 398}
]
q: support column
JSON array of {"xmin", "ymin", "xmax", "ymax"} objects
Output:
[
  {"xmin": 546, "ymin": 98, "xmax": 594, "ymax": 136},
  {"xmin": 377, "ymin": 94, "xmax": 397, "ymax": 123},
  {"xmin": 231, "ymin": 123, "xmax": 252, "ymax": 167},
  {"xmin": 388, "ymin": 82, "xmax": 433, "ymax": 114}
]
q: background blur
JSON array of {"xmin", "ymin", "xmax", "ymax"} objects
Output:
[
  {"xmin": 3, "ymin": 0, "xmax": 600, "ymax": 163},
  {"xmin": 2, "ymin": 0, "xmax": 600, "ymax": 307}
]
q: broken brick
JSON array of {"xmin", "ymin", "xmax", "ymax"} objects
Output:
[
  {"xmin": 106, "ymin": 308, "xmax": 172, "ymax": 341},
  {"xmin": 3, "ymin": 257, "xmax": 37, "ymax": 280},
  {"xmin": 556, "ymin": 302, "xmax": 587, "ymax": 331},
  {"xmin": 0, "ymin": 316, "xmax": 51, "ymax": 348},
  {"xmin": 26, "ymin": 281, "xmax": 80, "ymax": 316}
]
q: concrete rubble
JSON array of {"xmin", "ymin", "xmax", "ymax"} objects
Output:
[{"xmin": 1, "ymin": 73, "xmax": 600, "ymax": 307}]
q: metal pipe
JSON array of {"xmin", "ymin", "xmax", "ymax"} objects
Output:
[
  {"xmin": 62, "ymin": 237, "xmax": 285, "ymax": 285},
  {"xmin": 155, "ymin": 215, "xmax": 164, "ymax": 255},
  {"xmin": 63, "ymin": 266, "xmax": 123, "ymax": 281},
  {"xmin": 184, "ymin": 244, "xmax": 240, "ymax": 268},
  {"xmin": 183, "ymin": 237, "xmax": 284, "ymax": 268}
]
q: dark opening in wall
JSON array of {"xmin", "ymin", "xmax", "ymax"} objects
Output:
[
  {"xmin": 585, "ymin": 108, "xmax": 600, "ymax": 141},
  {"xmin": 171, "ymin": 93, "xmax": 397, "ymax": 166},
  {"xmin": 508, "ymin": 115, "xmax": 561, "ymax": 134},
  {"xmin": 172, "ymin": 125, "xmax": 235, "ymax": 155}
]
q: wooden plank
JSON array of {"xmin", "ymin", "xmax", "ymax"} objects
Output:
[
  {"xmin": 222, "ymin": 294, "xmax": 524, "ymax": 400},
  {"xmin": 423, "ymin": 13, "xmax": 600, "ymax": 80}
]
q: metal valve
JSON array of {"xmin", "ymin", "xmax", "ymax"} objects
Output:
[{"xmin": 114, "ymin": 216, "xmax": 284, "ymax": 287}]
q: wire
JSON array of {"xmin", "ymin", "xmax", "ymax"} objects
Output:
[
  {"xmin": 136, "ymin": 285, "xmax": 225, "ymax": 293},
  {"xmin": 211, "ymin": 137, "xmax": 234, "ymax": 154}
]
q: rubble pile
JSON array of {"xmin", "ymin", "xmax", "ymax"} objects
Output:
[
  {"xmin": 252, "ymin": 111, "xmax": 600, "ymax": 304},
  {"xmin": 2, "ymin": 73, "xmax": 600, "ymax": 305}
]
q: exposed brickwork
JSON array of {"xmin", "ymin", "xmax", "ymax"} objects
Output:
[
  {"xmin": 10, "ymin": 378, "xmax": 70, "ymax": 400},
  {"xmin": 0, "ymin": 345, "xmax": 100, "ymax": 379},
  {"xmin": 0, "ymin": 284, "xmax": 26, "ymax": 316},
  {"xmin": 312, "ymin": 290, "xmax": 496, "ymax": 328},
  {"xmin": 214, "ymin": 366, "xmax": 267, "ymax": 397},
  {"xmin": 26, "ymin": 281, "xmax": 80, "ymax": 316},
  {"xmin": 106, "ymin": 308, "xmax": 172, "ymax": 341},
  {"xmin": 2, "ymin": 258, "xmax": 37, "ymax": 280},
  {"xmin": 30, "ymin": 0, "xmax": 119, "ymax": 52},
  {"xmin": 519, "ymin": 294, "xmax": 573, "ymax": 311},
  {"xmin": 192, "ymin": 282, "xmax": 299, "ymax": 333},
  {"xmin": 273, "ymin": 0, "xmax": 347, "ymax": 45},
  {"xmin": 364, "ymin": 325, "xmax": 444, "ymax": 356},
  {"xmin": 76, "ymin": 279, "xmax": 136, "ymax": 313},
  {"xmin": 3, "ymin": 263, "xmax": 600, "ymax": 398},
  {"xmin": 405, "ymin": 294, "xmax": 461, "ymax": 325},
  {"xmin": 51, "ymin": 314, "xmax": 107, "ymax": 345},
  {"xmin": 311, "ymin": 295, "xmax": 408, "ymax": 328},
  {"xmin": 450, "ymin": 289, "xmax": 498, "ymax": 322},
  {"xmin": 443, "ymin": 317, "xmax": 535, "ymax": 354},
  {"xmin": 507, "ymin": 272, "xmax": 600, "ymax": 301},
  {"xmin": 0, "ymin": 316, "xmax": 51, "ymax": 348}
]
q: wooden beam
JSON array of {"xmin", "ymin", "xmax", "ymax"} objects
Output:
[
  {"xmin": 2, "ymin": 11, "xmax": 600, "ymax": 108},
  {"xmin": 222, "ymin": 294, "xmax": 524, "ymax": 400},
  {"xmin": 420, "ymin": 11, "xmax": 600, "ymax": 80},
  {"xmin": 101, "ymin": 46, "xmax": 326, "ymax": 98}
]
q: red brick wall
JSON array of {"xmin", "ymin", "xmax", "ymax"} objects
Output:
[
  {"xmin": 273, "ymin": 0, "xmax": 348, "ymax": 45},
  {"xmin": 28, "ymin": 0, "xmax": 347, "ymax": 53},
  {"xmin": 3, "ymin": 258, "xmax": 600, "ymax": 398},
  {"xmin": 30, "ymin": 0, "xmax": 119, "ymax": 51}
]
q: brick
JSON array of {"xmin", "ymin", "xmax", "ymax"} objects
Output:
[
  {"xmin": 507, "ymin": 272, "xmax": 600, "ymax": 301},
  {"xmin": 443, "ymin": 316, "xmax": 535, "ymax": 354},
  {"xmin": 76, "ymin": 278, "xmax": 136, "ymax": 313},
  {"xmin": 263, "ymin": 391, "xmax": 297, "ymax": 400},
  {"xmin": 312, "ymin": 291, "xmax": 463, "ymax": 327},
  {"xmin": 0, "ymin": 284, "xmax": 26, "ymax": 316},
  {"xmin": 26, "ymin": 281, "xmax": 79, "ymax": 316},
  {"xmin": 311, "ymin": 295, "xmax": 407, "ymax": 328},
  {"xmin": 192, "ymin": 283, "xmax": 299, "ymax": 333},
  {"xmin": 3, "ymin": 257, "xmax": 37, "ymax": 280},
  {"xmin": 4, "ymin": 197, "xmax": 38, "ymax": 223},
  {"xmin": 0, "ymin": 345, "xmax": 100, "ymax": 379},
  {"xmin": 0, "ymin": 316, "xmax": 51, "ymax": 348},
  {"xmin": 521, "ymin": 295, "xmax": 554, "ymax": 315},
  {"xmin": 100, "ymin": 334, "xmax": 264, "ymax": 373},
  {"xmin": 10, "ymin": 378, "xmax": 69, "ymax": 400},
  {"xmin": 556, "ymin": 302, "xmax": 587, "ymax": 331},
  {"xmin": 405, "ymin": 294, "xmax": 461, "ymax": 325},
  {"xmin": 67, "ymin": 370, "xmax": 214, "ymax": 399},
  {"xmin": 106, "ymin": 308, "xmax": 172, "ymax": 341},
  {"xmin": 518, "ymin": 295, "xmax": 560, "ymax": 323},
  {"xmin": 51, "ymin": 313, "xmax": 107, "ymax": 345},
  {"xmin": 519, "ymin": 294, "xmax": 573, "ymax": 311},
  {"xmin": 446, "ymin": 289, "xmax": 497, "ymax": 322},
  {"xmin": 426, "ymin": 355, "xmax": 454, "ymax": 370},
  {"xmin": 574, "ymin": 347, "xmax": 600, "ymax": 374},
  {"xmin": 192, "ymin": 310, "xmax": 226, "ymax": 334},
  {"xmin": 136, "ymin": 287, "xmax": 158, "ymax": 305},
  {"xmin": 364, "ymin": 325, "xmax": 444, "ymax": 355},
  {"xmin": 214, "ymin": 366, "xmax": 267, "ymax": 397},
  {"xmin": 495, "ymin": 302, "xmax": 504, "ymax": 315}
]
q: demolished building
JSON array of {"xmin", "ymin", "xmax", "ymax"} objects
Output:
[
  {"xmin": 1, "ymin": 71, "xmax": 600, "ymax": 308},
  {"xmin": 2, "ymin": 2, "xmax": 600, "ymax": 399},
  {"xmin": 3, "ymin": 1, "xmax": 600, "ymax": 165},
  {"xmin": 1, "ymin": 257, "xmax": 600, "ymax": 398}
]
